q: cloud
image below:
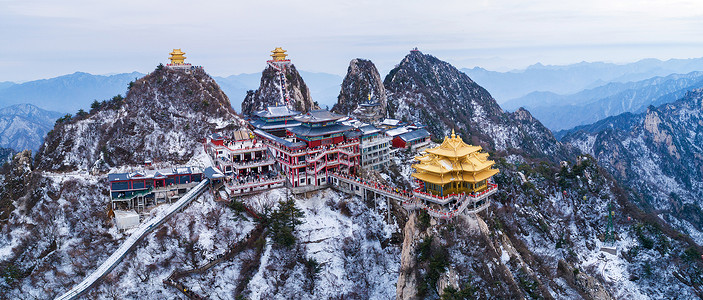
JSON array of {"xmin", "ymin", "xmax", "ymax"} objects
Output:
[{"xmin": 1, "ymin": 0, "xmax": 703, "ymax": 81}]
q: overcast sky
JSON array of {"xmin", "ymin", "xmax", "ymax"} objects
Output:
[{"xmin": 2, "ymin": 0, "xmax": 703, "ymax": 82}]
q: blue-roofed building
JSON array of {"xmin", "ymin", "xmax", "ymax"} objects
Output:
[
  {"xmin": 108, "ymin": 166, "xmax": 203, "ymax": 212},
  {"xmin": 392, "ymin": 128, "xmax": 431, "ymax": 151},
  {"xmin": 249, "ymin": 105, "xmax": 301, "ymax": 137}
]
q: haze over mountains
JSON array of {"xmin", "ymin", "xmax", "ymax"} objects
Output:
[
  {"xmin": 504, "ymin": 71, "xmax": 703, "ymax": 131},
  {"xmin": 3, "ymin": 57, "xmax": 703, "ymax": 153},
  {"xmin": 463, "ymin": 57, "xmax": 703, "ymax": 102}
]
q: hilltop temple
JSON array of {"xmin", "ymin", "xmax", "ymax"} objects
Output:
[
  {"xmin": 167, "ymin": 49, "xmax": 199, "ymax": 71},
  {"xmin": 411, "ymin": 130, "xmax": 499, "ymax": 215}
]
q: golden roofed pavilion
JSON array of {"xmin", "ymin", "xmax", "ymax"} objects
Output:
[
  {"xmin": 412, "ymin": 130, "xmax": 499, "ymax": 197},
  {"xmin": 169, "ymin": 49, "xmax": 186, "ymax": 65},
  {"xmin": 270, "ymin": 47, "xmax": 289, "ymax": 61}
]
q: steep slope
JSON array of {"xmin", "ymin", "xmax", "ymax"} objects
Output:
[
  {"xmin": 463, "ymin": 57, "xmax": 703, "ymax": 102},
  {"xmin": 0, "ymin": 147, "xmax": 14, "ymax": 163},
  {"xmin": 34, "ymin": 65, "xmax": 241, "ymax": 171},
  {"xmin": 0, "ymin": 71, "xmax": 143, "ymax": 113},
  {"xmin": 385, "ymin": 50, "xmax": 574, "ymax": 161},
  {"xmin": 0, "ymin": 65, "xmax": 244, "ymax": 299},
  {"xmin": 0, "ymin": 104, "xmax": 63, "ymax": 152},
  {"xmin": 241, "ymin": 64, "xmax": 318, "ymax": 115},
  {"xmin": 332, "ymin": 58, "xmax": 387, "ymax": 118},
  {"xmin": 505, "ymin": 71, "xmax": 703, "ymax": 131},
  {"xmin": 215, "ymin": 71, "xmax": 341, "ymax": 113},
  {"xmin": 563, "ymin": 89, "xmax": 703, "ymax": 243},
  {"xmin": 383, "ymin": 51, "xmax": 702, "ymax": 299}
]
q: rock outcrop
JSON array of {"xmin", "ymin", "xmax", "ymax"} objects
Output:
[
  {"xmin": 563, "ymin": 89, "xmax": 703, "ymax": 243},
  {"xmin": 241, "ymin": 64, "xmax": 317, "ymax": 115},
  {"xmin": 34, "ymin": 65, "xmax": 241, "ymax": 171},
  {"xmin": 384, "ymin": 50, "xmax": 575, "ymax": 161},
  {"xmin": 332, "ymin": 58, "xmax": 387, "ymax": 122}
]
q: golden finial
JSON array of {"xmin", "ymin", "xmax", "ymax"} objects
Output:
[{"xmin": 451, "ymin": 129, "xmax": 456, "ymax": 138}]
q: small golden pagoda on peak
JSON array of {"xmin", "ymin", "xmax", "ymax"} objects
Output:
[
  {"xmin": 412, "ymin": 130, "xmax": 499, "ymax": 197},
  {"xmin": 169, "ymin": 49, "xmax": 187, "ymax": 65},
  {"xmin": 270, "ymin": 47, "xmax": 288, "ymax": 61}
]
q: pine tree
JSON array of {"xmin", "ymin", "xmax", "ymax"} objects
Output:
[{"xmin": 268, "ymin": 198, "xmax": 304, "ymax": 247}]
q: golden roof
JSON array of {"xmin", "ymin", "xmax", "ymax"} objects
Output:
[
  {"xmin": 412, "ymin": 168, "xmax": 499, "ymax": 184},
  {"xmin": 270, "ymin": 47, "xmax": 288, "ymax": 61},
  {"xmin": 411, "ymin": 129, "xmax": 499, "ymax": 185},
  {"xmin": 169, "ymin": 49, "xmax": 186, "ymax": 64},
  {"xmin": 426, "ymin": 130, "xmax": 482, "ymax": 157}
]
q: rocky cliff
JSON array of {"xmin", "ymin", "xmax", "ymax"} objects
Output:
[
  {"xmin": 563, "ymin": 89, "xmax": 703, "ymax": 244},
  {"xmin": 332, "ymin": 58, "xmax": 387, "ymax": 121},
  {"xmin": 241, "ymin": 64, "xmax": 317, "ymax": 115},
  {"xmin": 34, "ymin": 65, "xmax": 241, "ymax": 171},
  {"xmin": 384, "ymin": 50, "xmax": 574, "ymax": 161}
]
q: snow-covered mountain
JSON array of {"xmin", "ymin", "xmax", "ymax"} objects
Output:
[
  {"xmin": 331, "ymin": 58, "xmax": 387, "ymax": 118},
  {"xmin": 241, "ymin": 64, "xmax": 319, "ymax": 115},
  {"xmin": 0, "ymin": 52, "xmax": 702, "ymax": 299},
  {"xmin": 215, "ymin": 71, "xmax": 342, "ymax": 113},
  {"xmin": 34, "ymin": 65, "xmax": 240, "ymax": 172},
  {"xmin": 463, "ymin": 57, "xmax": 703, "ymax": 102},
  {"xmin": 563, "ymin": 89, "xmax": 703, "ymax": 244},
  {"xmin": 503, "ymin": 71, "xmax": 703, "ymax": 131},
  {"xmin": 0, "ymin": 104, "xmax": 63, "ymax": 152},
  {"xmin": 385, "ymin": 50, "xmax": 574, "ymax": 161},
  {"xmin": 0, "ymin": 71, "xmax": 143, "ymax": 113},
  {"xmin": 382, "ymin": 50, "xmax": 703, "ymax": 299}
]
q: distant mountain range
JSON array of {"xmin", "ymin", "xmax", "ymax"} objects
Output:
[
  {"xmin": 500, "ymin": 71, "xmax": 703, "ymax": 131},
  {"xmin": 562, "ymin": 89, "xmax": 703, "ymax": 243},
  {"xmin": 0, "ymin": 104, "xmax": 63, "ymax": 152},
  {"xmin": 0, "ymin": 70, "xmax": 343, "ymax": 115},
  {"xmin": 462, "ymin": 57, "xmax": 703, "ymax": 102},
  {"xmin": 0, "ymin": 72, "xmax": 143, "ymax": 113}
]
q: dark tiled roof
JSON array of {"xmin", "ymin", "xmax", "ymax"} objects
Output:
[
  {"xmin": 108, "ymin": 173, "xmax": 130, "ymax": 181},
  {"xmin": 249, "ymin": 119, "xmax": 301, "ymax": 130},
  {"xmin": 398, "ymin": 128, "xmax": 430, "ymax": 142},
  {"xmin": 359, "ymin": 124, "xmax": 380, "ymax": 136},
  {"xmin": 288, "ymin": 123, "xmax": 352, "ymax": 137},
  {"xmin": 294, "ymin": 109, "xmax": 344, "ymax": 123},
  {"xmin": 203, "ymin": 167, "xmax": 225, "ymax": 179},
  {"xmin": 254, "ymin": 105, "xmax": 300, "ymax": 118},
  {"xmin": 254, "ymin": 129, "xmax": 306, "ymax": 149},
  {"xmin": 344, "ymin": 130, "xmax": 362, "ymax": 139}
]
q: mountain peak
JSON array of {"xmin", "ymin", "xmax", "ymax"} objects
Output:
[
  {"xmin": 241, "ymin": 64, "xmax": 318, "ymax": 115},
  {"xmin": 384, "ymin": 51, "xmax": 573, "ymax": 160},
  {"xmin": 331, "ymin": 58, "xmax": 386, "ymax": 122},
  {"xmin": 34, "ymin": 65, "xmax": 240, "ymax": 171}
]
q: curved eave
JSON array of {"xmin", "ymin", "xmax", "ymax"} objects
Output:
[
  {"xmin": 411, "ymin": 168, "xmax": 500, "ymax": 184},
  {"xmin": 425, "ymin": 146, "xmax": 481, "ymax": 158},
  {"xmin": 412, "ymin": 159, "xmax": 495, "ymax": 174}
]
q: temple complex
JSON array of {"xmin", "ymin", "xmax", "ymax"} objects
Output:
[
  {"xmin": 410, "ymin": 130, "xmax": 499, "ymax": 215},
  {"xmin": 255, "ymin": 109, "xmax": 360, "ymax": 191}
]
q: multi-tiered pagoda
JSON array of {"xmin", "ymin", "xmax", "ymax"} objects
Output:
[{"xmin": 411, "ymin": 130, "xmax": 499, "ymax": 216}]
